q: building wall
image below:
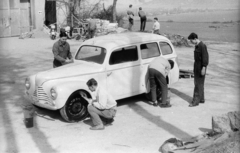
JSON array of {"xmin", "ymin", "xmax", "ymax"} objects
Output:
[
  {"xmin": 0, "ymin": 0, "xmax": 32, "ymax": 37},
  {"xmin": 31, "ymin": 0, "xmax": 45, "ymax": 30}
]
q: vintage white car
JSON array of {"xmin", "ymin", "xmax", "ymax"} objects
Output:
[{"xmin": 25, "ymin": 32, "xmax": 179, "ymax": 122}]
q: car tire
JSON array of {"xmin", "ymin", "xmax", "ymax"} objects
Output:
[{"xmin": 60, "ymin": 92, "xmax": 89, "ymax": 122}]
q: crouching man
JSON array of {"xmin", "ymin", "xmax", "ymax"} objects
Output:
[
  {"xmin": 80, "ymin": 78, "xmax": 117, "ymax": 130},
  {"xmin": 148, "ymin": 57, "xmax": 174, "ymax": 108}
]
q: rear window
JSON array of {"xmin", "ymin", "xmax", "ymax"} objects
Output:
[
  {"xmin": 159, "ymin": 42, "xmax": 173, "ymax": 55},
  {"xmin": 109, "ymin": 46, "xmax": 138, "ymax": 65},
  {"xmin": 140, "ymin": 42, "xmax": 160, "ymax": 59}
]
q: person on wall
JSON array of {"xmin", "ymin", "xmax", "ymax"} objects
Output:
[{"xmin": 138, "ymin": 7, "xmax": 147, "ymax": 32}]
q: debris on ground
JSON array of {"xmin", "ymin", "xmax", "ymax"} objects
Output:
[
  {"xmin": 179, "ymin": 69, "xmax": 194, "ymax": 78},
  {"xmin": 19, "ymin": 31, "xmax": 34, "ymax": 39},
  {"xmin": 144, "ymin": 31, "xmax": 191, "ymax": 47},
  {"xmin": 164, "ymin": 33, "xmax": 191, "ymax": 47},
  {"xmin": 159, "ymin": 111, "xmax": 240, "ymax": 153}
]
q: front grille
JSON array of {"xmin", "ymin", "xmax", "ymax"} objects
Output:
[
  {"xmin": 37, "ymin": 86, "xmax": 50, "ymax": 103},
  {"xmin": 33, "ymin": 90, "xmax": 37, "ymax": 97}
]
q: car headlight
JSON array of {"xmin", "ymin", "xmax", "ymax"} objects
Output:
[
  {"xmin": 25, "ymin": 78, "xmax": 31, "ymax": 90},
  {"xmin": 50, "ymin": 88, "xmax": 57, "ymax": 100}
]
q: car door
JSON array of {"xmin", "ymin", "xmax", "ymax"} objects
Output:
[
  {"xmin": 159, "ymin": 42, "xmax": 179, "ymax": 85},
  {"xmin": 106, "ymin": 45, "xmax": 141, "ymax": 100},
  {"xmin": 139, "ymin": 42, "xmax": 161, "ymax": 93}
]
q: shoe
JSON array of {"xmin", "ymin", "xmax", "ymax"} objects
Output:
[
  {"xmin": 104, "ymin": 118, "xmax": 114, "ymax": 126},
  {"xmin": 160, "ymin": 104, "xmax": 172, "ymax": 108},
  {"xmin": 90, "ymin": 125, "xmax": 105, "ymax": 130},
  {"xmin": 189, "ymin": 103, "xmax": 199, "ymax": 107},
  {"xmin": 153, "ymin": 101, "xmax": 158, "ymax": 107},
  {"xmin": 200, "ymin": 101, "xmax": 205, "ymax": 104}
]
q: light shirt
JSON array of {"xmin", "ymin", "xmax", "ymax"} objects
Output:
[
  {"xmin": 127, "ymin": 8, "xmax": 134, "ymax": 19},
  {"xmin": 92, "ymin": 86, "xmax": 117, "ymax": 110},
  {"xmin": 149, "ymin": 56, "xmax": 170, "ymax": 77},
  {"xmin": 153, "ymin": 21, "xmax": 160, "ymax": 30}
]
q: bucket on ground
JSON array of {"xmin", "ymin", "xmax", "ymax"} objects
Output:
[{"xmin": 23, "ymin": 105, "xmax": 35, "ymax": 128}]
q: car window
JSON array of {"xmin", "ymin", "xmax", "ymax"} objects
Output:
[
  {"xmin": 159, "ymin": 42, "xmax": 173, "ymax": 55},
  {"xmin": 75, "ymin": 46, "xmax": 106, "ymax": 64},
  {"xmin": 140, "ymin": 42, "xmax": 160, "ymax": 59},
  {"xmin": 109, "ymin": 46, "xmax": 138, "ymax": 65}
]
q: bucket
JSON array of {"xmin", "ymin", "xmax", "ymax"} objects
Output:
[{"xmin": 23, "ymin": 105, "xmax": 35, "ymax": 128}]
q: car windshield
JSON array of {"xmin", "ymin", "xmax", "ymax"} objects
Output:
[{"xmin": 75, "ymin": 46, "xmax": 106, "ymax": 64}]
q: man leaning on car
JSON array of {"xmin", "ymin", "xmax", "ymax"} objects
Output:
[
  {"xmin": 80, "ymin": 78, "xmax": 117, "ymax": 130},
  {"xmin": 52, "ymin": 32, "xmax": 73, "ymax": 68}
]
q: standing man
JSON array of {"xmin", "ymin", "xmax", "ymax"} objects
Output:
[
  {"xmin": 127, "ymin": 4, "xmax": 134, "ymax": 31},
  {"xmin": 80, "ymin": 78, "xmax": 117, "ymax": 130},
  {"xmin": 152, "ymin": 17, "xmax": 160, "ymax": 34},
  {"xmin": 83, "ymin": 18, "xmax": 97, "ymax": 39},
  {"xmin": 188, "ymin": 33, "xmax": 209, "ymax": 107},
  {"xmin": 148, "ymin": 57, "xmax": 174, "ymax": 108},
  {"xmin": 52, "ymin": 32, "xmax": 73, "ymax": 68},
  {"xmin": 138, "ymin": 7, "xmax": 147, "ymax": 32}
]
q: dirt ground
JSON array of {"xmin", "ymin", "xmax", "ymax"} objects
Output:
[{"xmin": 0, "ymin": 31, "xmax": 239, "ymax": 153}]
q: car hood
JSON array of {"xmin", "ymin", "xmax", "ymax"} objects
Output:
[{"xmin": 35, "ymin": 62, "xmax": 103, "ymax": 86}]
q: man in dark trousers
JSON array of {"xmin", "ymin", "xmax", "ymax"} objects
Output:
[
  {"xmin": 52, "ymin": 32, "xmax": 73, "ymax": 68},
  {"xmin": 148, "ymin": 57, "xmax": 174, "ymax": 108},
  {"xmin": 188, "ymin": 33, "xmax": 209, "ymax": 107},
  {"xmin": 138, "ymin": 7, "xmax": 147, "ymax": 31}
]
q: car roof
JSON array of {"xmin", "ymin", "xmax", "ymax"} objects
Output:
[{"xmin": 82, "ymin": 32, "xmax": 170, "ymax": 50}]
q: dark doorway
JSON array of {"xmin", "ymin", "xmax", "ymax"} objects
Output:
[{"xmin": 45, "ymin": 0, "xmax": 56, "ymax": 28}]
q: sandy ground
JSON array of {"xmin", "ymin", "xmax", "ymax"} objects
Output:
[{"xmin": 0, "ymin": 32, "xmax": 239, "ymax": 153}]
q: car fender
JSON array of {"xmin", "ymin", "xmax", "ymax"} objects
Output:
[{"xmin": 53, "ymin": 81, "xmax": 91, "ymax": 109}]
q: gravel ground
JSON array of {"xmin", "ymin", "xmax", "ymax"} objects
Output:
[{"xmin": 0, "ymin": 31, "xmax": 239, "ymax": 153}]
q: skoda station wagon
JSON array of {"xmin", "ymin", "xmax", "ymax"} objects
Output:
[{"xmin": 24, "ymin": 32, "xmax": 179, "ymax": 122}]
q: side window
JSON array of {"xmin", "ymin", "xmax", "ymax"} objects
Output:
[
  {"xmin": 109, "ymin": 46, "xmax": 138, "ymax": 65},
  {"xmin": 159, "ymin": 42, "xmax": 173, "ymax": 55},
  {"xmin": 140, "ymin": 42, "xmax": 160, "ymax": 59}
]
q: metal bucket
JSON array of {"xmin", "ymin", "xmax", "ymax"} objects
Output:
[{"xmin": 23, "ymin": 105, "xmax": 35, "ymax": 128}]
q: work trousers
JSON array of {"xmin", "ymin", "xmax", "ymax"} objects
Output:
[
  {"xmin": 53, "ymin": 59, "xmax": 63, "ymax": 68},
  {"xmin": 153, "ymin": 29, "xmax": 160, "ymax": 35},
  {"xmin": 128, "ymin": 18, "xmax": 134, "ymax": 31},
  {"xmin": 192, "ymin": 65, "xmax": 206, "ymax": 104},
  {"xmin": 149, "ymin": 68, "xmax": 170, "ymax": 105},
  {"xmin": 140, "ymin": 17, "xmax": 147, "ymax": 31},
  {"xmin": 88, "ymin": 105, "xmax": 116, "ymax": 126}
]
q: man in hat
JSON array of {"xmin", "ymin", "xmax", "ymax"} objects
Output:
[{"xmin": 188, "ymin": 32, "xmax": 209, "ymax": 107}]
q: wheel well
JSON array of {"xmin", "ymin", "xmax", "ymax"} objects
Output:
[{"xmin": 68, "ymin": 89, "xmax": 92, "ymax": 100}]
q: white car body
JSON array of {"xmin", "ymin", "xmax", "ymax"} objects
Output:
[{"xmin": 25, "ymin": 32, "xmax": 179, "ymax": 122}]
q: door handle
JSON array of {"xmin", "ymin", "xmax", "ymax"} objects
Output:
[{"xmin": 107, "ymin": 72, "xmax": 112, "ymax": 77}]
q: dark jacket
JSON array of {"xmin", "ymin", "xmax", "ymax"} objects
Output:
[{"xmin": 194, "ymin": 41, "xmax": 209, "ymax": 74}]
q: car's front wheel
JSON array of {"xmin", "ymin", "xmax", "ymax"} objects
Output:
[{"xmin": 60, "ymin": 92, "xmax": 89, "ymax": 122}]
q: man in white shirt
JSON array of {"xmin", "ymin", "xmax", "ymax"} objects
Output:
[
  {"xmin": 148, "ymin": 57, "xmax": 174, "ymax": 108},
  {"xmin": 80, "ymin": 78, "xmax": 117, "ymax": 130},
  {"xmin": 152, "ymin": 17, "xmax": 160, "ymax": 34},
  {"xmin": 127, "ymin": 4, "xmax": 134, "ymax": 31}
]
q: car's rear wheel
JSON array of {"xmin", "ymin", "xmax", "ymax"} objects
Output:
[{"xmin": 60, "ymin": 92, "xmax": 89, "ymax": 122}]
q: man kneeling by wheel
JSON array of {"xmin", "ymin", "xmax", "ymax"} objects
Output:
[{"xmin": 80, "ymin": 78, "xmax": 117, "ymax": 130}]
